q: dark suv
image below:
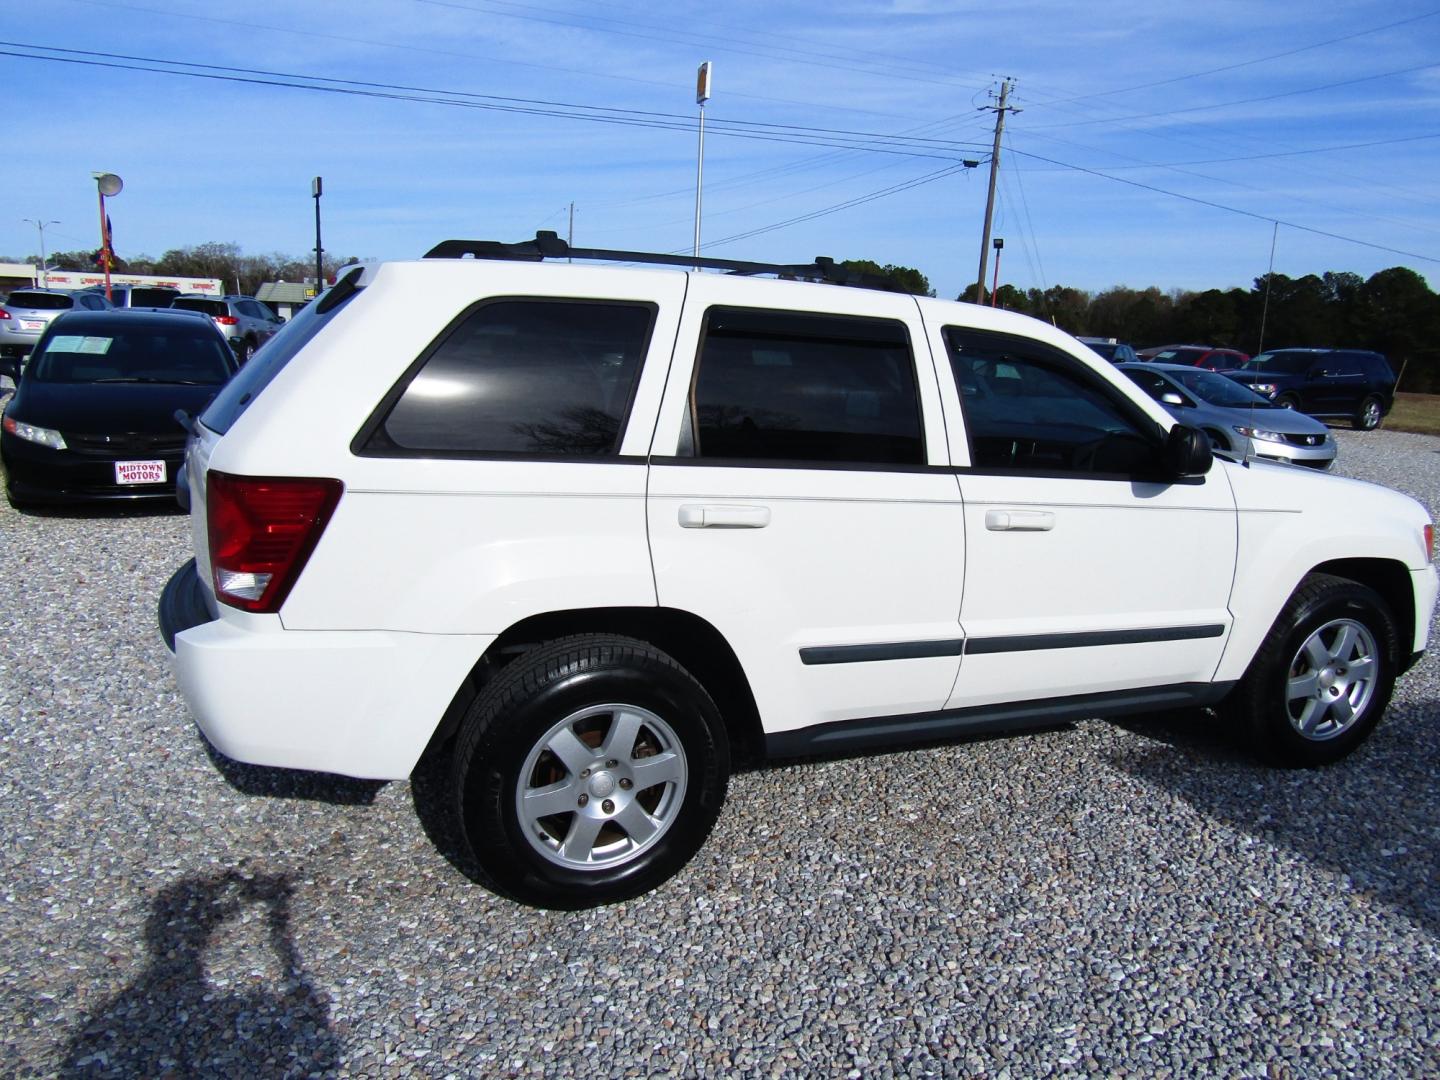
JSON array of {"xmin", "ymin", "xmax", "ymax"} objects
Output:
[{"xmin": 1226, "ymin": 348, "xmax": 1395, "ymax": 430}]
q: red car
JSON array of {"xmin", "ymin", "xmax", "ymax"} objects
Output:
[{"xmin": 1139, "ymin": 344, "xmax": 1249, "ymax": 370}]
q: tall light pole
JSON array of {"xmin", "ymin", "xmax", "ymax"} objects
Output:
[
  {"xmin": 312, "ymin": 177, "xmax": 324, "ymax": 294},
  {"xmin": 990, "ymin": 237, "xmax": 1004, "ymax": 307},
  {"xmin": 93, "ymin": 172, "xmax": 123, "ymax": 302},
  {"xmin": 693, "ymin": 61, "xmax": 712, "ymax": 262},
  {"xmin": 23, "ymin": 218, "xmax": 59, "ymax": 288}
]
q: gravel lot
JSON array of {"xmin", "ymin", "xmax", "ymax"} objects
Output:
[{"xmin": 1, "ymin": 428, "xmax": 1437, "ymax": 1078}]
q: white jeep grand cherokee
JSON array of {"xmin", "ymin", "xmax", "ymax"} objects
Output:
[{"xmin": 160, "ymin": 234, "xmax": 1437, "ymax": 909}]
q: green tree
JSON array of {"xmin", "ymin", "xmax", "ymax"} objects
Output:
[{"xmin": 840, "ymin": 259, "xmax": 933, "ymax": 296}]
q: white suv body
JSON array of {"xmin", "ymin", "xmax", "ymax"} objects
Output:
[{"xmin": 161, "ymin": 246, "xmax": 1437, "ymax": 907}]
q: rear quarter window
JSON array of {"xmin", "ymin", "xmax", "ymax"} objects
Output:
[{"xmin": 360, "ymin": 299, "xmax": 654, "ymax": 458}]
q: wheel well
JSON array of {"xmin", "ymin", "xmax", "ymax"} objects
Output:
[
  {"xmin": 1310, "ymin": 558, "xmax": 1415, "ymax": 660},
  {"xmin": 426, "ymin": 607, "xmax": 766, "ymax": 767}
]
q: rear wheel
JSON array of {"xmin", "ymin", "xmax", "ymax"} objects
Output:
[
  {"xmin": 1353, "ymin": 395, "xmax": 1383, "ymax": 430},
  {"xmin": 450, "ymin": 634, "xmax": 729, "ymax": 908},
  {"xmin": 1224, "ymin": 574, "xmax": 1398, "ymax": 767}
]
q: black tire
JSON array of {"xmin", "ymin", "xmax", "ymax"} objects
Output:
[
  {"xmin": 1202, "ymin": 428, "xmax": 1232, "ymax": 453},
  {"xmin": 1353, "ymin": 395, "xmax": 1383, "ymax": 431},
  {"xmin": 450, "ymin": 634, "xmax": 729, "ymax": 908},
  {"xmin": 1223, "ymin": 573, "xmax": 1398, "ymax": 767},
  {"xmin": 234, "ymin": 339, "xmax": 252, "ymax": 364},
  {"xmin": 1274, "ymin": 393, "xmax": 1300, "ymax": 410}
]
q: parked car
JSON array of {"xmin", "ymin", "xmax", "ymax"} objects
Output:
[
  {"xmin": 0, "ymin": 288, "xmax": 111, "ymax": 361},
  {"xmin": 1118, "ymin": 362, "xmax": 1334, "ymax": 469},
  {"xmin": 82, "ymin": 283, "xmax": 183, "ymax": 309},
  {"xmin": 1, "ymin": 308, "xmax": 239, "ymax": 507},
  {"xmin": 170, "ymin": 294, "xmax": 284, "ymax": 362},
  {"xmin": 1144, "ymin": 345, "xmax": 1250, "ymax": 370},
  {"xmin": 1226, "ymin": 348, "xmax": 1396, "ymax": 430},
  {"xmin": 1076, "ymin": 336, "xmax": 1138, "ymax": 363},
  {"xmin": 157, "ymin": 232, "xmax": 1437, "ymax": 909}
]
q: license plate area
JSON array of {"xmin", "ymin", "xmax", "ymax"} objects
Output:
[
  {"xmin": 19, "ymin": 319, "xmax": 44, "ymax": 332},
  {"xmin": 115, "ymin": 460, "xmax": 166, "ymax": 485}
]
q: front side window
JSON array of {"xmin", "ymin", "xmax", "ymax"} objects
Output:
[
  {"xmin": 688, "ymin": 307, "xmax": 923, "ymax": 465},
  {"xmin": 946, "ymin": 327, "xmax": 1158, "ymax": 475},
  {"xmin": 365, "ymin": 299, "xmax": 654, "ymax": 458}
]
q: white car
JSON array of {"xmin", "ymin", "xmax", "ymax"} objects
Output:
[{"xmin": 159, "ymin": 234, "xmax": 1438, "ymax": 908}]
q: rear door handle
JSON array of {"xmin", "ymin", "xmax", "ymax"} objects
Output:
[
  {"xmin": 678, "ymin": 504, "xmax": 771, "ymax": 529},
  {"xmin": 985, "ymin": 509, "xmax": 1055, "ymax": 532}
]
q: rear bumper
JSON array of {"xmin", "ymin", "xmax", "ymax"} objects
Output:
[{"xmin": 159, "ymin": 561, "xmax": 492, "ymax": 780}]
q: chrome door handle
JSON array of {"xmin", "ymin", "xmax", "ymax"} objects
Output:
[
  {"xmin": 985, "ymin": 509, "xmax": 1055, "ymax": 532},
  {"xmin": 678, "ymin": 504, "xmax": 771, "ymax": 529}
]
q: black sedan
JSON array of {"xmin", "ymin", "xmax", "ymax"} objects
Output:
[{"xmin": 1, "ymin": 309, "xmax": 237, "ymax": 507}]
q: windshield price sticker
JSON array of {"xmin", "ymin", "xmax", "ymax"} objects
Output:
[
  {"xmin": 115, "ymin": 460, "xmax": 166, "ymax": 485},
  {"xmin": 48, "ymin": 336, "xmax": 115, "ymax": 355}
]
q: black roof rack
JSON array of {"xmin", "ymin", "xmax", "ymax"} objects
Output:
[{"xmin": 422, "ymin": 231, "xmax": 908, "ymax": 294}]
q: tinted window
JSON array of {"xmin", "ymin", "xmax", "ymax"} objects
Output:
[
  {"xmin": 173, "ymin": 298, "xmax": 229, "ymax": 317},
  {"xmin": 1169, "ymin": 368, "xmax": 1268, "ymax": 407},
  {"xmin": 201, "ymin": 280, "xmax": 362, "ymax": 436},
  {"xmin": 947, "ymin": 328, "xmax": 1157, "ymax": 475},
  {"xmin": 690, "ymin": 308, "xmax": 923, "ymax": 465},
  {"xmin": 131, "ymin": 287, "xmax": 180, "ymax": 308},
  {"xmin": 1244, "ymin": 351, "xmax": 1315, "ymax": 375},
  {"xmin": 1123, "ymin": 367, "xmax": 1185, "ymax": 404},
  {"xmin": 78, "ymin": 294, "xmax": 108, "ymax": 310},
  {"xmin": 29, "ymin": 323, "xmax": 233, "ymax": 385},
  {"xmin": 369, "ymin": 300, "xmax": 653, "ymax": 457},
  {"xmin": 9, "ymin": 292, "xmax": 72, "ymax": 310},
  {"xmin": 237, "ymin": 301, "xmax": 262, "ymax": 318}
]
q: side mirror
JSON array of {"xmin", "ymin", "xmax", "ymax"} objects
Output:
[
  {"xmin": 1163, "ymin": 423, "xmax": 1212, "ymax": 478},
  {"xmin": 0, "ymin": 356, "xmax": 19, "ymax": 385},
  {"xmin": 1160, "ymin": 392, "xmax": 1185, "ymax": 407},
  {"xmin": 274, "ymin": 316, "xmax": 286, "ymax": 325}
]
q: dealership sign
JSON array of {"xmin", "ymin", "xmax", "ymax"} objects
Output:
[{"xmin": 40, "ymin": 270, "xmax": 223, "ymax": 295}]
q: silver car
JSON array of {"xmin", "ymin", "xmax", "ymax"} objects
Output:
[
  {"xmin": 170, "ymin": 295, "xmax": 284, "ymax": 363},
  {"xmin": 1119, "ymin": 362, "xmax": 1335, "ymax": 469},
  {"xmin": 0, "ymin": 288, "xmax": 112, "ymax": 361}
]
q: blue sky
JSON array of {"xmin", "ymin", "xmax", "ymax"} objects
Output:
[{"xmin": 5, "ymin": 0, "xmax": 1438, "ymax": 299}]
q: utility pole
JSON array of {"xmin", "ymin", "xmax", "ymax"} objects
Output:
[
  {"xmin": 24, "ymin": 219, "xmax": 59, "ymax": 288},
  {"xmin": 312, "ymin": 177, "xmax": 324, "ymax": 294},
  {"xmin": 975, "ymin": 79, "xmax": 1019, "ymax": 303},
  {"xmin": 568, "ymin": 201, "xmax": 575, "ymax": 263},
  {"xmin": 694, "ymin": 61, "xmax": 712, "ymax": 263}
]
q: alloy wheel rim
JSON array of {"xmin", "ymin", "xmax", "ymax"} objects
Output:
[
  {"xmin": 513, "ymin": 704, "xmax": 688, "ymax": 870},
  {"xmin": 1284, "ymin": 618, "xmax": 1379, "ymax": 741},
  {"xmin": 1363, "ymin": 401, "xmax": 1380, "ymax": 427}
]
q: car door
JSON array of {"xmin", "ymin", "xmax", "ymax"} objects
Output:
[
  {"xmin": 925, "ymin": 319, "xmax": 1237, "ymax": 708},
  {"xmin": 647, "ymin": 277, "xmax": 966, "ymax": 741}
]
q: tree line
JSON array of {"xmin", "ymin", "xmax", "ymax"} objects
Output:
[{"xmin": 853, "ymin": 261, "xmax": 1439, "ymax": 394}]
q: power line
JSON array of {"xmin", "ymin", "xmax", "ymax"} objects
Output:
[
  {"xmin": 1005, "ymin": 146, "xmax": 1440, "ymax": 264},
  {"xmin": 1023, "ymin": 7, "xmax": 1440, "ymax": 106}
]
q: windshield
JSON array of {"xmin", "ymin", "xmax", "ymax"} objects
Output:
[
  {"xmin": 1242, "ymin": 351, "xmax": 1316, "ymax": 375},
  {"xmin": 1085, "ymin": 342, "xmax": 1119, "ymax": 360},
  {"xmin": 1152, "ymin": 348, "xmax": 1206, "ymax": 365},
  {"xmin": 28, "ymin": 326, "xmax": 234, "ymax": 385},
  {"xmin": 1167, "ymin": 367, "xmax": 1270, "ymax": 407},
  {"xmin": 172, "ymin": 297, "xmax": 229, "ymax": 317},
  {"xmin": 8, "ymin": 292, "xmax": 72, "ymax": 311}
]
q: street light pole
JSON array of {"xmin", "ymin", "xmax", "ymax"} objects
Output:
[
  {"xmin": 693, "ymin": 61, "xmax": 712, "ymax": 262},
  {"xmin": 312, "ymin": 177, "xmax": 324, "ymax": 294},
  {"xmin": 92, "ymin": 172, "xmax": 123, "ymax": 302},
  {"xmin": 23, "ymin": 219, "xmax": 59, "ymax": 288}
]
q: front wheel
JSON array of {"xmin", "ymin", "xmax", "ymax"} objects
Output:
[
  {"xmin": 234, "ymin": 339, "xmax": 252, "ymax": 364},
  {"xmin": 1353, "ymin": 395, "xmax": 1383, "ymax": 430},
  {"xmin": 1224, "ymin": 574, "xmax": 1398, "ymax": 767},
  {"xmin": 1274, "ymin": 393, "xmax": 1300, "ymax": 410},
  {"xmin": 450, "ymin": 634, "xmax": 729, "ymax": 908}
]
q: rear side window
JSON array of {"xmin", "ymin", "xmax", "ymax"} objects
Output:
[
  {"xmin": 174, "ymin": 298, "xmax": 229, "ymax": 317},
  {"xmin": 689, "ymin": 308, "xmax": 923, "ymax": 465},
  {"xmin": 131, "ymin": 287, "xmax": 180, "ymax": 307},
  {"xmin": 200, "ymin": 280, "xmax": 362, "ymax": 436},
  {"xmin": 9, "ymin": 292, "xmax": 72, "ymax": 310},
  {"xmin": 362, "ymin": 299, "xmax": 654, "ymax": 458}
]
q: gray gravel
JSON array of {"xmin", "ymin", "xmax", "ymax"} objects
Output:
[{"xmin": 1, "ymin": 427, "xmax": 1437, "ymax": 1078}]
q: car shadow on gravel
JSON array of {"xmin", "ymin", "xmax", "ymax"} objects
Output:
[
  {"xmin": 202, "ymin": 737, "xmax": 387, "ymax": 806},
  {"xmin": 1106, "ymin": 705, "xmax": 1440, "ymax": 935},
  {"xmin": 60, "ymin": 870, "xmax": 341, "ymax": 1077}
]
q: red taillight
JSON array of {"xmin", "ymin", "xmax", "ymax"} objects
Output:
[
  {"xmin": 1426, "ymin": 524, "xmax": 1435, "ymax": 563},
  {"xmin": 0, "ymin": 307, "xmax": 11, "ymax": 320},
  {"xmin": 216, "ymin": 315, "xmax": 239, "ymax": 325},
  {"xmin": 207, "ymin": 472, "xmax": 343, "ymax": 613}
]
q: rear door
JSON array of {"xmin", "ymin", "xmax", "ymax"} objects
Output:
[{"xmin": 647, "ymin": 277, "xmax": 966, "ymax": 738}]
